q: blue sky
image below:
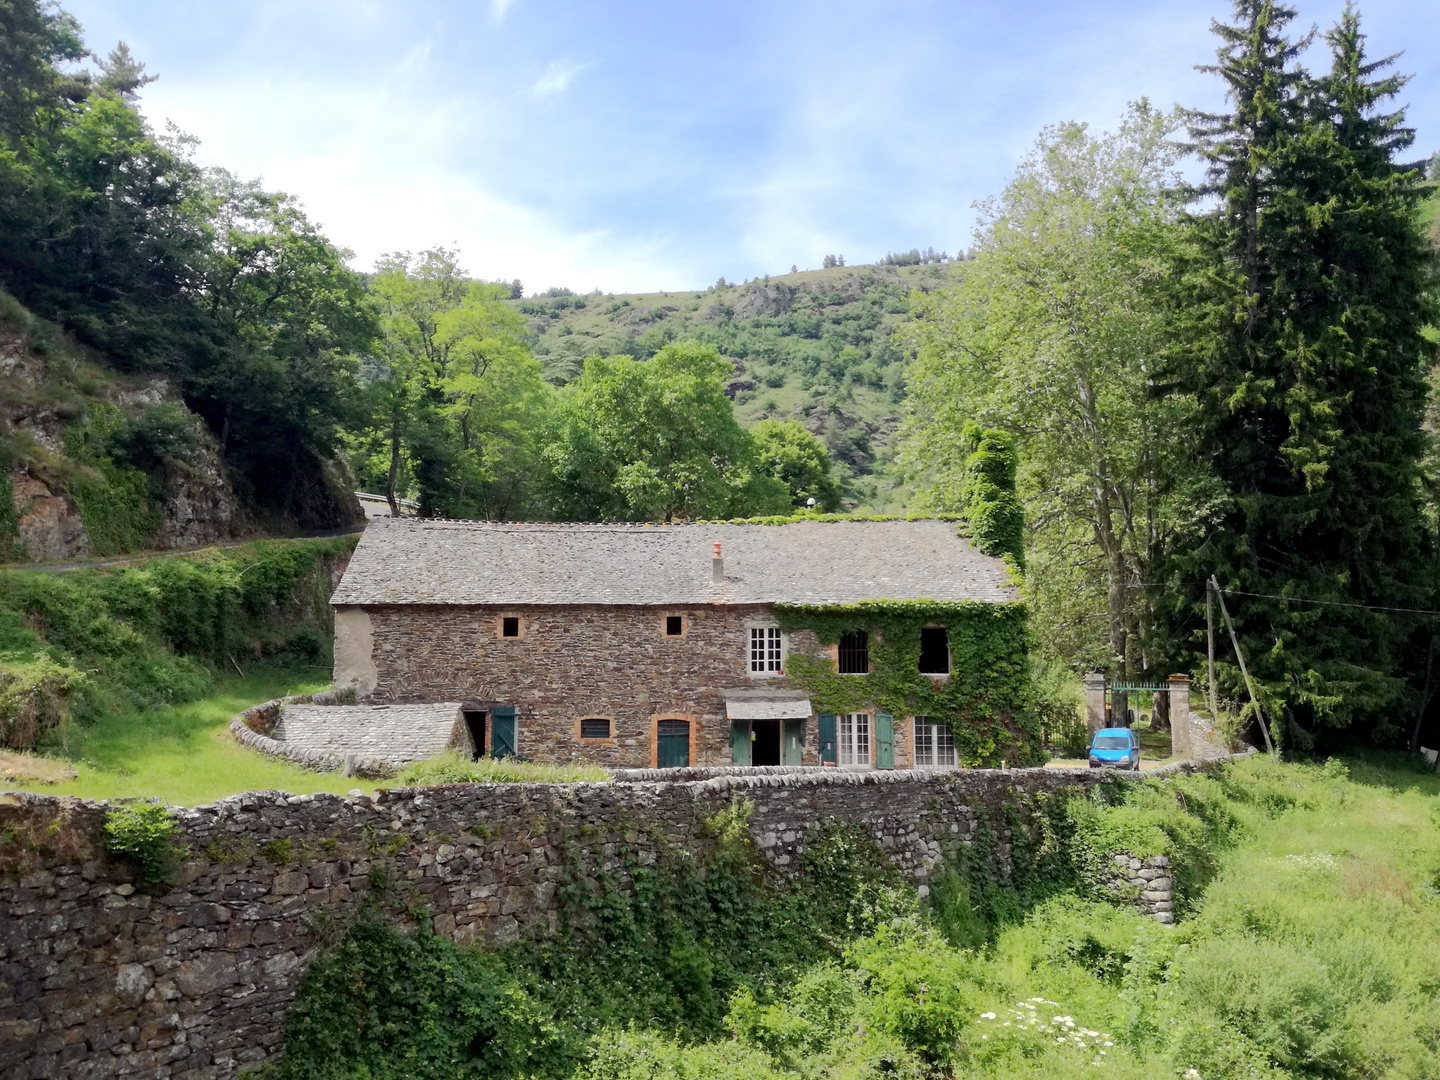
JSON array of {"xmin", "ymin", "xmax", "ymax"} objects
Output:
[{"xmin": 63, "ymin": 0, "xmax": 1440, "ymax": 294}]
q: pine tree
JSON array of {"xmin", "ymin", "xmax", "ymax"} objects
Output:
[{"xmin": 1163, "ymin": 1, "xmax": 1437, "ymax": 746}]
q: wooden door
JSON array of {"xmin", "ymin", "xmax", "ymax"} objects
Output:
[
  {"xmin": 875, "ymin": 712, "xmax": 894, "ymax": 770},
  {"xmin": 818, "ymin": 713, "xmax": 837, "ymax": 765},
  {"xmin": 783, "ymin": 719, "xmax": 805, "ymax": 765},
  {"xmin": 730, "ymin": 721, "xmax": 751, "ymax": 766},
  {"xmin": 491, "ymin": 706, "xmax": 517, "ymax": 759},
  {"xmin": 657, "ymin": 719, "xmax": 690, "ymax": 768}
]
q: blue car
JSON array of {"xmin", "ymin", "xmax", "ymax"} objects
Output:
[{"xmin": 1089, "ymin": 727, "xmax": 1141, "ymax": 770}]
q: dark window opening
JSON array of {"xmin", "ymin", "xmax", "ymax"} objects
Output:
[
  {"xmin": 838, "ymin": 630, "xmax": 869, "ymax": 674},
  {"xmin": 666, "ymin": 615, "xmax": 684, "ymax": 636},
  {"xmin": 580, "ymin": 717, "xmax": 611, "ymax": 739},
  {"xmin": 502, "ymin": 616, "xmax": 520, "ymax": 638},
  {"xmin": 919, "ymin": 627, "xmax": 950, "ymax": 674},
  {"xmin": 462, "ymin": 710, "xmax": 487, "ymax": 760}
]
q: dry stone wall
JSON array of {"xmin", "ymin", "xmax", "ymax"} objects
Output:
[{"xmin": 0, "ymin": 762, "xmax": 1221, "ymax": 1079}]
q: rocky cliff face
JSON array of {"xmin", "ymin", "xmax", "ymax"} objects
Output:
[{"xmin": 1, "ymin": 311, "xmax": 245, "ymax": 563}]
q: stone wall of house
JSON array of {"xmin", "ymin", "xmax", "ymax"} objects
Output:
[
  {"xmin": 0, "ymin": 762, "xmax": 1223, "ymax": 1079},
  {"xmin": 350, "ymin": 602, "xmax": 873, "ymax": 769}
]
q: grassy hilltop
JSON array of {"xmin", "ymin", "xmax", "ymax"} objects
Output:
[{"xmin": 512, "ymin": 259, "xmax": 960, "ymax": 510}]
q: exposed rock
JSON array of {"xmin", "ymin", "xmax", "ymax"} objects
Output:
[
  {"xmin": 733, "ymin": 280, "xmax": 795, "ymax": 319},
  {"xmin": 10, "ymin": 471, "xmax": 88, "ymax": 562}
]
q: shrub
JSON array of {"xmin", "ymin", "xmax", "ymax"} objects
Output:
[
  {"xmin": 103, "ymin": 800, "xmax": 183, "ymax": 884},
  {"xmin": 0, "ymin": 655, "xmax": 84, "ymax": 749},
  {"xmin": 101, "ymin": 403, "xmax": 203, "ymax": 475},
  {"xmin": 275, "ymin": 913, "xmax": 564, "ymax": 1080}
]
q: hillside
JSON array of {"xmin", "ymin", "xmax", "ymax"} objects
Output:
[{"xmin": 513, "ymin": 260, "xmax": 961, "ymax": 510}]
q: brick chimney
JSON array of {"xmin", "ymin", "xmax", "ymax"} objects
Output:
[{"xmin": 712, "ymin": 541, "xmax": 724, "ymax": 584}]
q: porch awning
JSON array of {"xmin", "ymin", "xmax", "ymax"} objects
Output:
[{"xmin": 725, "ymin": 690, "xmax": 812, "ymax": 721}]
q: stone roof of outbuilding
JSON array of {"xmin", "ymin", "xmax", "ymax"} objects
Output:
[
  {"xmin": 275, "ymin": 703, "xmax": 465, "ymax": 764},
  {"xmin": 331, "ymin": 517, "xmax": 1019, "ymax": 607}
]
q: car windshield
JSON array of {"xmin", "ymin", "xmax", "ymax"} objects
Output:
[{"xmin": 1094, "ymin": 736, "xmax": 1130, "ymax": 749}]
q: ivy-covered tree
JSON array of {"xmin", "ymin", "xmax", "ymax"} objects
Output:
[
  {"xmin": 1161, "ymin": 1, "xmax": 1437, "ymax": 746},
  {"xmin": 904, "ymin": 104, "xmax": 1201, "ymax": 674}
]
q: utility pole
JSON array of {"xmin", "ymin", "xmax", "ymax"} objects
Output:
[
  {"xmin": 1206, "ymin": 579, "xmax": 1219, "ymax": 720},
  {"xmin": 1211, "ymin": 576, "xmax": 1276, "ymax": 758}
]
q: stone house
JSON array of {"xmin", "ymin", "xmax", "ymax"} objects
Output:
[{"xmin": 329, "ymin": 517, "xmax": 1027, "ymax": 769}]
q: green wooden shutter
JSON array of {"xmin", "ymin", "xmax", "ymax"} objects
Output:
[
  {"xmin": 657, "ymin": 719, "xmax": 690, "ymax": 768},
  {"xmin": 730, "ymin": 721, "xmax": 751, "ymax": 766},
  {"xmin": 491, "ymin": 706, "xmax": 517, "ymax": 759},
  {"xmin": 818, "ymin": 713, "xmax": 837, "ymax": 765},
  {"xmin": 783, "ymin": 719, "xmax": 805, "ymax": 765},
  {"xmin": 875, "ymin": 712, "xmax": 894, "ymax": 770}
]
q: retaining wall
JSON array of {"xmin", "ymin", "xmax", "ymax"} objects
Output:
[{"xmin": 0, "ymin": 762, "xmax": 1220, "ymax": 1079}]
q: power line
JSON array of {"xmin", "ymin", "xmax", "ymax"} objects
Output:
[
  {"xmin": 1111, "ymin": 580, "xmax": 1440, "ymax": 617},
  {"xmin": 1219, "ymin": 588, "xmax": 1440, "ymax": 618}
]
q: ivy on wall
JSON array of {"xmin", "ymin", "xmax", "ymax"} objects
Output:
[{"xmin": 773, "ymin": 599, "xmax": 1043, "ymax": 767}]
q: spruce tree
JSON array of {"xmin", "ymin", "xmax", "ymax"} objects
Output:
[{"xmin": 1163, "ymin": 2, "xmax": 1437, "ymax": 746}]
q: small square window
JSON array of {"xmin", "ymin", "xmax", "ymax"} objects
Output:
[
  {"xmin": 579, "ymin": 717, "xmax": 611, "ymax": 739},
  {"xmin": 666, "ymin": 615, "xmax": 684, "ymax": 636},
  {"xmin": 501, "ymin": 616, "xmax": 520, "ymax": 638}
]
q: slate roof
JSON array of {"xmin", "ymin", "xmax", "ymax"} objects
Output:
[
  {"xmin": 332, "ymin": 517, "xmax": 1018, "ymax": 607},
  {"xmin": 726, "ymin": 690, "xmax": 813, "ymax": 721},
  {"xmin": 274, "ymin": 703, "xmax": 466, "ymax": 764}
]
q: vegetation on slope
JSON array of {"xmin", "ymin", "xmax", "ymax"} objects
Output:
[
  {"xmin": 266, "ymin": 754, "xmax": 1440, "ymax": 1079},
  {"xmin": 515, "ymin": 261, "xmax": 959, "ymax": 509},
  {"xmin": 0, "ymin": 535, "xmax": 355, "ymax": 749}
]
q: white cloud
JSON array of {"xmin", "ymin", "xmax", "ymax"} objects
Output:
[
  {"xmin": 531, "ymin": 60, "xmax": 585, "ymax": 97},
  {"xmin": 490, "ymin": 0, "xmax": 518, "ymax": 22}
]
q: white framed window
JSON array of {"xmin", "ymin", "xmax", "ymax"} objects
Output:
[
  {"xmin": 839, "ymin": 712, "xmax": 871, "ymax": 766},
  {"xmin": 748, "ymin": 626, "xmax": 784, "ymax": 674},
  {"xmin": 914, "ymin": 716, "xmax": 956, "ymax": 768}
]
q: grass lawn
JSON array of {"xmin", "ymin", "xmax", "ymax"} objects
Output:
[{"xmin": 3, "ymin": 666, "xmax": 384, "ymax": 806}]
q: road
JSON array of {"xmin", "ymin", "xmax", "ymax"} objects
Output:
[{"xmin": 4, "ymin": 526, "xmax": 364, "ymax": 573}]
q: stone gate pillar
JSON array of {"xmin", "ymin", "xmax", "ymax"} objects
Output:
[
  {"xmin": 1084, "ymin": 673, "xmax": 1107, "ymax": 736},
  {"xmin": 1168, "ymin": 673, "xmax": 1191, "ymax": 759}
]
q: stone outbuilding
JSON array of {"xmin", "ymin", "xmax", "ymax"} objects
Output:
[{"xmin": 329, "ymin": 517, "xmax": 1025, "ymax": 769}]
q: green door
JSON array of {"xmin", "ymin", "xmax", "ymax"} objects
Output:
[
  {"xmin": 783, "ymin": 719, "xmax": 805, "ymax": 765},
  {"xmin": 730, "ymin": 721, "xmax": 751, "ymax": 765},
  {"xmin": 491, "ymin": 705, "xmax": 517, "ymax": 759},
  {"xmin": 875, "ymin": 712, "xmax": 894, "ymax": 770},
  {"xmin": 657, "ymin": 719, "xmax": 690, "ymax": 768},
  {"xmin": 818, "ymin": 713, "xmax": 837, "ymax": 765}
]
